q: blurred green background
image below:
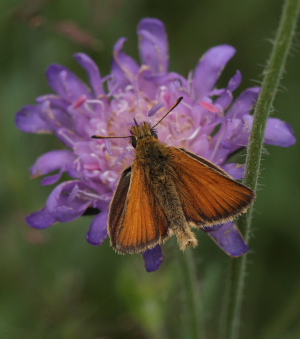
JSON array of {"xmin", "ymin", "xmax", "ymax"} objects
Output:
[{"xmin": 1, "ymin": 0, "xmax": 299, "ymax": 338}]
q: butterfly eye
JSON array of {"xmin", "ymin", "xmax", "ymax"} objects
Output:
[
  {"xmin": 131, "ymin": 136, "xmax": 137, "ymax": 148},
  {"xmin": 151, "ymin": 130, "xmax": 158, "ymax": 139}
]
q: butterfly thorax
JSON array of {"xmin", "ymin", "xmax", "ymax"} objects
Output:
[{"xmin": 135, "ymin": 137, "xmax": 170, "ymax": 169}]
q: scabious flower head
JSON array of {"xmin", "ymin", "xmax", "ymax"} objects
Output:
[{"xmin": 16, "ymin": 18, "xmax": 296, "ymax": 272}]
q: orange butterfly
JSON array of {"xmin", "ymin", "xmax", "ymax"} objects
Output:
[{"xmin": 92, "ymin": 97, "xmax": 255, "ymax": 254}]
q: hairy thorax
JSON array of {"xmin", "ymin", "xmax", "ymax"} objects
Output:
[{"xmin": 135, "ymin": 139, "xmax": 171, "ymax": 172}]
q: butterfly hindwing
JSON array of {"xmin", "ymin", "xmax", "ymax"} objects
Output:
[
  {"xmin": 109, "ymin": 166, "xmax": 131, "ymax": 246},
  {"xmin": 109, "ymin": 161, "xmax": 169, "ymax": 254},
  {"xmin": 168, "ymin": 147, "xmax": 255, "ymax": 227}
]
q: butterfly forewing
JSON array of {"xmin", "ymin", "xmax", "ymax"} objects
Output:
[
  {"xmin": 168, "ymin": 147, "xmax": 255, "ymax": 226},
  {"xmin": 109, "ymin": 161, "xmax": 169, "ymax": 254},
  {"xmin": 179, "ymin": 148, "xmax": 233, "ymax": 178}
]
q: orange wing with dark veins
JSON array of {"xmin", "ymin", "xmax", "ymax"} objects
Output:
[
  {"xmin": 108, "ymin": 162, "xmax": 169, "ymax": 254},
  {"xmin": 168, "ymin": 147, "xmax": 255, "ymax": 227}
]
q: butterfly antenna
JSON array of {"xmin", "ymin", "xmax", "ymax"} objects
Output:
[
  {"xmin": 151, "ymin": 97, "xmax": 183, "ymax": 129},
  {"xmin": 91, "ymin": 134, "xmax": 131, "ymax": 140},
  {"xmin": 92, "ymin": 121, "xmax": 140, "ymax": 140}
]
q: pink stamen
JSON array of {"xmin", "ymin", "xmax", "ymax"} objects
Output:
[
  {"xmin": 73, "ymin": 94, "xmax": 87, "ymax": 109},
  {"xmin": 83, "ymin": 164, "xmax": 101, "ymax": 171},
  {"xmin": 200, "ymin": 101, "xmax": 219, "ymax": 113},
  {"xmin": 163, "ymin": 93, "xmax": 172, "ymax": 106}
]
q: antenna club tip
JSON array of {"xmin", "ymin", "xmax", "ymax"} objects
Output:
[{"xmin": 91, "ymin": 135, "xmax": 103, "ymax": 139}]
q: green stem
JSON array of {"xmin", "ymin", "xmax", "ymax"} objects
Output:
[
  {"xmin": 224, "ymin": 0, "xmax": 300, "ymax": 338},
  {"xmin": 180, "ymin": 248, "xmax": 205, "ymax": 339}
]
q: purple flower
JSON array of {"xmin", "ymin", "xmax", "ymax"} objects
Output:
[{"xmin": 16, "ymin": 18, "xmax": 296, "ymax": 272}]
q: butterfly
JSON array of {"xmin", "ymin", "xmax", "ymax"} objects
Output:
[{"xmin": 92, "ymin": 97, "xmax": 255, "ymax": 254}]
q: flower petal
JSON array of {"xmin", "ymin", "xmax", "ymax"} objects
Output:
[
  {"xmin": 41, "ymin": 173, "xmax": 63, "ymax": 186},
  {"xmin": 215, "ymin": 90, "xmax": 233, "ymax": 110},
  {"xmin": 46, "ymin": 64, "xmax": 91, "ymax": 101},
  {"xmin": 222, "ymin": 163, "xmax": 245, "ymax": 180},
  {"xmin": 74, "ymin": 53, "xmax": 105, "ymax": 96},
  {"xmin": 46, "ymin": 181, "xmax": 93, "ymax": 222},
  {"xmin": 227, "ymin": 87, "xmax": 260, "ymax": 118},
  {"xmin": 15, "ymin": 105, "xmax": 52, "ymax": 134},
  {"xmin": 213, "ymin": 71, "xmax": 242, "ymax": 110},
  {"xmin": 109, "ymin": 38, "xmax": 140, "ymax": 94},
  {"xmin": 240, "ymin": 115, "xmax": 296, "ymax": 148},
  {"xmin": 36, "ymin": 94, "xmax": 69, "ymax": 110},
  {"xmin": 142, "ymin": 245, "xmax": 164, "ymax": 272},
  {"xmin": 30, "ymin": 150, "xmax": 76, "ymax": 178},
  {"xmin": 37, "ymin": 100, "xmax": 74, "ymax": 133},
  {"xmin": 264, "ymin": 118, "xmax": 296, "ymax": 147},
  {"xmin": 207, "ymin": 222, "xmax": 249, "ymax": 257},
  {"xmin": 26, "ymin": 207, "xmax": 57, "ymax": 229},
  {"xmin": 202, "ymin": 224, "xmax": 224, "ymax": 234},
  {"xmin": 193, "ymin": 45, "xmax": 236, "ymax": 101},
  {"xmin": 138, "ymin": 18, "xmax": 169, "ymax": 74},
  {"xmin": 86, "ymin": 210, "xmax": 109, "ymax": 246},
  {"xmin": 228, "ymin": 70, "xmax": 242, "ymax": 91}
]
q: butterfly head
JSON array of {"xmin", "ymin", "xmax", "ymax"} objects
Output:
[{"xmin": 130, "ymin": 122, "xmax": 158, "ymax": 148}]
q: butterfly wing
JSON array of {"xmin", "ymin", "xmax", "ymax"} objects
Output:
[
  {"xmin": 108, "ymin": 162, "xmax": 169, "ymax": 254},
  {"xmin": 168, "ymin": 147, "xmax": 255, "ymax": 227},
  {"xmin": 108, "ymin": 166, "xmax": 132, "ymax": 243}
]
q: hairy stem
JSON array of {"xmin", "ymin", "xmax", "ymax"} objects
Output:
[{"xmin": 222, "ymin": 0, "xmax": 300, "ymax": 338}]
